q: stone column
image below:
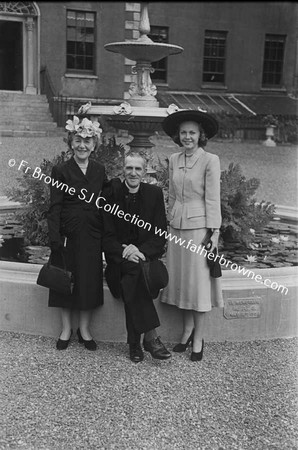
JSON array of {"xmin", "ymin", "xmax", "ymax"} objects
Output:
[
  {"xmin": 25, "ymin": 17, "xmax": 37, "ymax": 94},
  {"xmin": 124, "ymin": 3, "xmax": 141, "ymax": 100}
]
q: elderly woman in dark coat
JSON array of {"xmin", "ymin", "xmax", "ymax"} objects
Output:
[{"xmin": 47, "ymin": 116, "xmax": 107, "ymax": 350}]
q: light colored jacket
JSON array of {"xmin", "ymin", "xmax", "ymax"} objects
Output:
[{"xmin": 168, "ymin": 147, "xmax": 221, "ymax": 230}]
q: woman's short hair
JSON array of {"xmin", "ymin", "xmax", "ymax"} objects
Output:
[{"xmin": 65, "ymin": 132, "xmax": 99, "ymax": 152}]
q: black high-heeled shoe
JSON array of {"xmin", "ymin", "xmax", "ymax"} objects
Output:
[
  {"xmin": 173, "ymin": 329, "xmax": 194, "ymax": 353},
  {"xmin": 190, "ymin": 339, "xmax": 204, "ymax": 361},
  {"xmin": 56, "ymin": 330, "xmax": 72, "ymax": 350},
  {"xmin": 77, "ymin": 329, "xmax": 97, "ymax": 351}
]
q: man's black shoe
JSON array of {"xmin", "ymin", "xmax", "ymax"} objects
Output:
[
  {"xmin": 129, "ymin": 343, "xmax": 144, "ymax": 363},
  {"xmin": 143, "ymin": 336, "xmax": 171, "ymax": 360}
]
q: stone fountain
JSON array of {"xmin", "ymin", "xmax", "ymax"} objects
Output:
[{"xmin": 82, "ymin": 2, "xmax": 183, "ymax": 152}]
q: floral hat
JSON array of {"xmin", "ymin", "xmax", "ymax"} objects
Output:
[{"xmin": 65, "ymin": 116, "xmax": 102, "ymax": 138}]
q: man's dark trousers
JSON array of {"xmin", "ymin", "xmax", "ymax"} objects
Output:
[{"xmin": 119, "ymin": 260, "xmax": 160, "ymax": 344}]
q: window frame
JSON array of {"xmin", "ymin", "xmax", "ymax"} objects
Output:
[
  {"xmin": 262, "ymin": 34, "xmax": 286, "ymax": 88},
  {"xmin": 202, "ymin": 30, "xmax": 227, "ymax": 86},
  {"xmin": 66, "ymin": 9, "xmax": 96, "ymax": 75},
  {"xmin": 148, "ymin": 25, "xmax": 169, "ymax": 84}
]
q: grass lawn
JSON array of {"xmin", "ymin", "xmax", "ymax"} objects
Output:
[
  {"xmin": 0, "ymin": 135, "xmax": 297, "ymax": 207},
  {"xmin": 154, "ymin": 137, "xmax": 298, "ymax": 208}
]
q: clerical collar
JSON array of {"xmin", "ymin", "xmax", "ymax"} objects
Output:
[{"xmin": 124, "ymin": 181, "xmax": 140, "ymax": 194}]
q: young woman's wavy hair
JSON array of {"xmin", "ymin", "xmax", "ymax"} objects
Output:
[{"xmin": 172, "ymin": 122, "xmax": 208, "ymax": 148}]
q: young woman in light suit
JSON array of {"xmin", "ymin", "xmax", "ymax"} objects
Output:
[{"xmin": 160, "ymin": 110, "xmax": 223, "ymax": 361}]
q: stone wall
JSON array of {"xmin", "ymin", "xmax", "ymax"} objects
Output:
[{"xmin": 0, "ymin": 261, "xmax": 297, "ymax": 342}]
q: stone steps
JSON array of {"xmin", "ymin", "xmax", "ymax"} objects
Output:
[
  {"xmin": 0, "ymin": 92, "xmax": 61, "ymax": 136},
  {"xmin": 0, "ymin": 121, "xmax": 57, "ymax": 130},
  {"xmin": 0, "ymin": 107, "xmax": 52, "ymax": 113},
  {"xmin": 0, "ymin": 129, "xmax": 64, "ymax": 137},
  {"xmin": 0, "ymin": 99, "xmax": 49, "ymax": 104},
  {"xmin": 0, "ymin": 92, "xmax": 48, "ymax": 101},
  {"xmin": 0, "ymin": 109, "xmax": 52, "ymax": 116}
]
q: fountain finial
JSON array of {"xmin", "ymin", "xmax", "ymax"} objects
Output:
[
  {"xmin": 139, "ymin": 3, "xmax": 150, "ymax": 38},
  {"xmin": 97, "ymin": 3, "xmax": 184, "ymax": 150}
]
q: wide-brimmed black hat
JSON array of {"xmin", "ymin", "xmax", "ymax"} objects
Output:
[
  {"xmin": 140, "ymin": 259, "xmax": 169, "ymax": 299},
  {"xmin": 162, "ymin": 109, "xmax": 219, "ymax": 140}
]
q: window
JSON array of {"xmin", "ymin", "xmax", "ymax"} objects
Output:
[
  {"xmin": 262, "ymin": 34, "xmax": 286, "ymax": 87},
  {"xmin": 148, "ymin": 26, "xmax": 169, "ymax": 83},
  {"xmin": 66, "ymin": 10, "xmax": 95, "ymax": 73},
  {"xmin": 203, "ymin": 30, "xmax": 227, "ymax": 84}
]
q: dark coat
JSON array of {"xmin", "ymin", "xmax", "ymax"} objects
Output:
[
  {"xmin": 102, "ymin": 179, "xmax": 167, "ymax": 266},
  {"xmin": 102, "ymin": 179, "xmax": 167, "ymax": 335},
  {"xmin": 47, "ymin": 157, "xmax": 107, "ymax": 310}
]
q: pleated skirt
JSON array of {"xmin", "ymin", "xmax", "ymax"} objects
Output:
[{"xmin": 160, "ymin": 227, "xmax": 223, "ymax": 312}]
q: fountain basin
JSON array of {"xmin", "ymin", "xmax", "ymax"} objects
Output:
[
  {"xmin": 104, "ymin": 41, "xmax": 183, "ymax": 62},
  {"xmin": 0, "ymin": 207, "xmax": 297, "ymax": 341},
  {"xmin": 87, "ymin": 104, "xmax": 171, "ymax": 149},
  {"xmin": 87, "ymin": 104, "xmax": 170, "ymax": 118},
  {"xmin": 0, "ymin": 259, "xmax": 297, "ymax": 342}
]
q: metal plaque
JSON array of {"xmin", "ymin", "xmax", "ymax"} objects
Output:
[{"xmin": 224, "ymin": 297, "xmax": 262, "ymax": 319}]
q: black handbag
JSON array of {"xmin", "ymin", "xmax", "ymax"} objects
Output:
[
  {"xmin": 201, "ymin": 230, "xmax": 222, "ymax": 278},
  {"xmin": 36, "ymin": 252, "xmax": 74, "ymax": 295}
]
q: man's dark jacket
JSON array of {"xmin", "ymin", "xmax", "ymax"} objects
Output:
[
  {"xmin": 102, "ymin": 178, "xmax": 167, "ymax": 264},
  {"xmin": 102, "ymin": 178, "xmax": 167, "ymax": 306}
]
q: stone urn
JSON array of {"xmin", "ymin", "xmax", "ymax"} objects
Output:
[{"xmin": 263, "ymin": 124, "xmax": 276, "ymax": 147}]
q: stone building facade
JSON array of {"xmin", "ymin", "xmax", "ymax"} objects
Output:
[{"xmin": 0, "ymin": 1, "xmax": 297, "ymax": 116}]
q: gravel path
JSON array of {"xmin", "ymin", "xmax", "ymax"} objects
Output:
[{"xmin": 0, "ymin": 331, "xmax": 297, "ymax": 450}]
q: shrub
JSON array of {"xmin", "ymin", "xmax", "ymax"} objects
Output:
[
  {"xmin": 6, "ymin": 151, "xmax": 70, "ymax": 246},
  {"xmin": 261, "ymin": 114, "xmax": 279, "ymax": 128},
  {"xmin": 220, "ymin": 162, "xmax": 275, "ymax": 245},
  {"xmin": 92, "ymin": 135, "xmax": 126, "ymax": 178},
  {"xmin": 213, "ymin": 111, "xmax": 241, "ymax": 139},
  {"xmin": 276, "ymin": 116, "xmax": 298, "ymax": 144}
]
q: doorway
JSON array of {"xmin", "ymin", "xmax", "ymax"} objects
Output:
[{"xmin": 0, "ymin": 20, "xmax": 23, "ymax": 90}]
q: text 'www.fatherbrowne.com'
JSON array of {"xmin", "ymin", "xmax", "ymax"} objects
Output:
[
  {"xmin": 6, "ymin": 159, "xmax": 289, "ymax": 296},
  {"xmin": 154, "ymin": 226, "xmax": 289, "ymax": 295}
]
